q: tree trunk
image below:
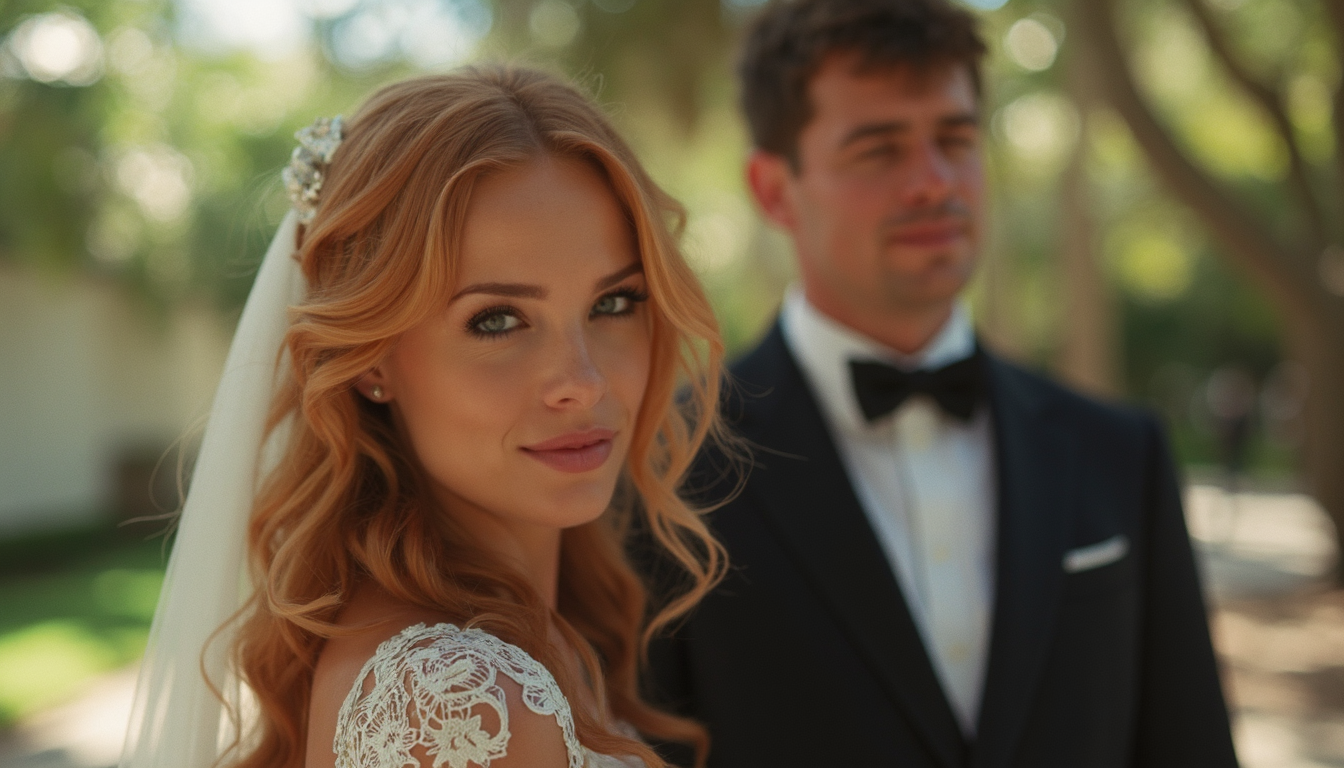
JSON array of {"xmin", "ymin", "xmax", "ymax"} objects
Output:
[
  {"xmin": 1054, "ymin": 30, "xmax": 1119, "ymax": 398},
  {"xmin": 1072, "ymin": 0, "xmax": 1344, "ymax": 581},
  {"xmin": 1295, "ymin": 314, "xmax": 1344, "ymax": 577},
  {"xmin": 1054, "ymin": 110, "xmax": 1118, "ymax": 398}
]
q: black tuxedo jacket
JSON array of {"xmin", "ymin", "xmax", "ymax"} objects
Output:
[{"xmin": 649, "ymin": 323, "xmax": 1237, "ymax": 767}]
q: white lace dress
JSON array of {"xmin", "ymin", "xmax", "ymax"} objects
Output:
[{"xmin": 333, "ymin": 622, "xmax": 642, "ymax": 768}]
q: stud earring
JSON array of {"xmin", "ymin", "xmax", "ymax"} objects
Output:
[{"xmin": 370, "ymin": 385, "xmax": 384, "ymax": 401}]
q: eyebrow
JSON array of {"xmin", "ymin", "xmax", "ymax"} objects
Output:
[
  {"xmin": 451, "ymin": 261, "xmax": 644, "ymax": 302},
  {"xmin": 595, "ymin": 261, "xmax": 644, "ymax": 290},
  {"xmin": 838, "ymin": 113, "xmax": 980, "ymax": 149}
]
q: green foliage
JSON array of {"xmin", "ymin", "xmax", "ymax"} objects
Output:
[
  {"xmin": 975, "ymin": 0, "xmax": 1326, "ymax": 474},
  {"xmin": 0, "ymin": 0, "xmax": 1321, "ymax": 475},
  {"xmin": 0, "ymin": 0, "xmax": 402, "ymax": 312},
  {"xmin": 0, "ymin": 526, "xmax": 166, "ymax": 724}
]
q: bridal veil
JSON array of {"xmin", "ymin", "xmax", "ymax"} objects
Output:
[{"xmin": 118, "ymin": 210, "xmax": 305, "ymax": 768}]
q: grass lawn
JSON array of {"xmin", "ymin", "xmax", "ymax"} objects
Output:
[{"xmin": 0, "ymin": 523, "xmax": 170, "ymax": 727}]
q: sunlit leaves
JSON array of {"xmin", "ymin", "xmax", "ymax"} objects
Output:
[
  {"xmin": 4, "ymin": 10, "xmax": 104, "ymax": 86},
  {"xmin": 1106, "ymin": 221, "xmax": 1195, "ymax": 302},
  {"xmin": 1004, "ymin": 16, "xmax": 1060, "ymax": 72},
  {"xmin": 992, "ymin": 89, "xmax": 1080, "ymax": 175},
  {"xmin": 529, "ymin": 0, "xmax": 581, "ymax": 48}
]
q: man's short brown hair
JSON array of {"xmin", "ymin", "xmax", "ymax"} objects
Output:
[{"xmin": 738, "ymin": 0, "xmax": 987, "ymax": 165}]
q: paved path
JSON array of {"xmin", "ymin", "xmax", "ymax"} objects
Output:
[
  {"xmin": 0, "ymin": 666, "xmax": 136, "ymax": 768},
  {"xmin": 1187, "ymin": 484, "xmax": 1338, "ymax": 601},
  {"xmin": 1186, "ymin": 484, "xmax": 1344, "ymax": 767},
  {"xmin": 0, "ymin": 484, "xmax": 1338, "ymax": 767}
]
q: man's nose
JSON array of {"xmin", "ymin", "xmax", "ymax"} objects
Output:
[{"xmin": 901, "ymin": 140, "xmax": 956, "ymax": 206}]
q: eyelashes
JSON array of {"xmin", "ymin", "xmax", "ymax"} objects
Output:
[
  {"xmin": 468, "ymin": 307, "xmax": 522, "ymax": 336},
  {"xmin": 591, "ymin": 286, "xmax": 649, "ymax": 317},
  {"xmin": 464, "ymin": 286, "xmax": 649, "ymax": 339}
]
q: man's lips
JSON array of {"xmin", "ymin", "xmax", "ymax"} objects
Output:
[
  {"xmin": 887, "ymin": 219, "xmax": 969, "ymax": 248},
  {"xmin": 520, "ymin": 428, "xmax": 616, "ymax": 474}
]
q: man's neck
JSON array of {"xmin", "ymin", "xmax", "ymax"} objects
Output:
[{"xmin": 803, "ymin": 285, "xmax": 956, "ymax": 356}]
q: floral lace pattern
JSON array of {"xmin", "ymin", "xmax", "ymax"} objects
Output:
[{"xmin": 333, "ymin": 623, "xmax": 586, "ymax": 768}]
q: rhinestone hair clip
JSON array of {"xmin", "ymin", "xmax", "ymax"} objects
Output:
[{"xmin": 282, "ymin": 115, "xmax": 344, "ymax": 223}]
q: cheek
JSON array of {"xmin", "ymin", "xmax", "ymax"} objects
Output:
[
  {"xmin": 792, "ymin": 182, "xmax": 841, "ymax": 246},
  {"xmin": 390, "ymin": 345, "xmax": 530, "ymax": 484},
  {"xmin": 807, "ymin": 176, "xmax": 884, "ymax": 234},
  {"xmin": 594, "ymin": 320, "xmax": 652, "ymax": 416},
  {"xmin": 956, "ymin": 157, "xmax": 986, "ymax": 202}
]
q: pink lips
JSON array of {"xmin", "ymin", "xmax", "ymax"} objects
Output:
[{"xmin": 520, "ymin": 428, "xmax": 615, "ymax": 474}]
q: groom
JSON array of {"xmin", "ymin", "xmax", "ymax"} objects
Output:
[{"xmin": 649, "ymin": 0, "xmax": 1237, "ymax": 765}]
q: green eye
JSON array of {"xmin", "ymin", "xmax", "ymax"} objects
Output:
[
  {"xmin": 591, "ymin": 288, "xmax": 648, "ymax": 318},
  {"xmin": 475, "ymin": 313, "xmax": 520, "ymax": 334},
  {"xmin": 593, "ymin": 294, "xmax": 630, "ymax": 315}
]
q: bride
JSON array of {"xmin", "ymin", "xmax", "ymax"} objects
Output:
[{"xmin": 120, "ymin": 65, "xmax": 731, "ymax": 768}]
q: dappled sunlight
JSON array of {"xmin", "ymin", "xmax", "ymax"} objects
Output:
[
  {"xmin": 2, "ymin": 0, "xmax": 1343, "ymax": 764},
  {"xmin": 3, "ymin": 11, "xmax": 103, "ymax": 86},
  {"xmin": 1002, "ymin": 15, "xmax": 1059, "ymax": 72},
  {"xmin": 1104, "ymin": 224, "xmax": 1195, "ymax": 302}
]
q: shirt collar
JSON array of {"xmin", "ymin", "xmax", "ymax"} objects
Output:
[{"xmin": 779, "ymin": 286, "xmax": 976, "ymax": 435}]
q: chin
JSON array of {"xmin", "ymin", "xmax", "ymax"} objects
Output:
[
  {"xmin": 886, "ymin": 256, "xmax": 975, "ymax": 302},
  {"xmin": 884, "ymin": 241, "xmax": 975, "ymax": 274},
  {"xmin": 530, "ymin": 478, "xmax": 620, "ymax": 529},
  {"xmin": 921, "ymin": 277, "xmax": 972, "ymax": 306}
]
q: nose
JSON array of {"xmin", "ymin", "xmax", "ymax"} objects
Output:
[
  {"xmin": 541, "ymin": 328, "xmax": 607, "ymax": 411},
  {"xmin": 900, "ymin": 140, "xmax": 955, "ymax": 208}
]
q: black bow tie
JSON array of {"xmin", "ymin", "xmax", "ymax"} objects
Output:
[{"xmin": 849, "ymin": 353, "xmax": 986, "ymax": 422}]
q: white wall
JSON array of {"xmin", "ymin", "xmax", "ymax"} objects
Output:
[{"xmin": 0, "ymin": 266, "xmax": 230, "ymax": 535}]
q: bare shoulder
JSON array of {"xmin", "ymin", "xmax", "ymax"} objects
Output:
[
  {"xmin": 305, "ymin": 589, "xmax": 443, "ymax": 768},
  {"xmin": 305, "ymin": 590, "xmax": 572, "ymax": 768},
  {"xmin": 478, "ymin": 675, "xmax": 573, "ymax": 768}
]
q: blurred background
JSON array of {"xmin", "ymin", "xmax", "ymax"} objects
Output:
[{"xmin": 0, "ymin": 0, "xmax": 1341, "ymax": 765}]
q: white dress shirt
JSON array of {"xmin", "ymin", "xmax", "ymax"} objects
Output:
[{"xmin": 779, "ymin": 288, "xmax": 997, "ymax": 736}]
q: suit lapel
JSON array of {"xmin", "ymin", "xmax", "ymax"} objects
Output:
[
  {"xmin": 971, "ymin": 355, "xmax": 1078, "ymax": 768},
  {"xmin": 733, "ymin": 325, "xmax": 967, "ymax": 768}
]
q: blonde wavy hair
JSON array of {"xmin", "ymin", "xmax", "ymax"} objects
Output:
[{"xmin": 227, "ymin": 65, "xmax": 729, "ymax": 768}]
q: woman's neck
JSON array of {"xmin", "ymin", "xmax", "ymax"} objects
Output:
[
  {"xmin": 432, "ymin": 486, "xmax": 565, "ymax": 610},
  {"xmin": 500, "ymin": 524, "xmax": 563, "ymax": 610}
]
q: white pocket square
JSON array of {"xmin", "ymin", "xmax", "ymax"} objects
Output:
[{"xmin": 1062, "ymin": 534, "xmax": 1130, "ymax": 573}]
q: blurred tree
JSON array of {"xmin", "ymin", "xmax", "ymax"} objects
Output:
[
  {"xmin": 1054, "ymin": 21, "xmax": 1119, "ymax": 397},
  {"xmin": 0, "ymin": 0, "xmax": 412, "ymax": 312},
  {"xmin": 0, "ymin": 0, "xmax": 124, "ymax": 276},
  {"xmin": 490, "ymin": 0, "xmax": 734, "ymax": 135},
  {"xmin": 1074, "ymin": 0, "xmax": 1344, "ymax": 569},
  {"xmin": 1, "ymin": 0, "xmax": 1323, "ymax": 509}
]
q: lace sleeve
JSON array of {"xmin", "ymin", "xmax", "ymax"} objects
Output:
[{"xmin": 332, "ymin": 623, "xmax": 585, "ymax": 768}]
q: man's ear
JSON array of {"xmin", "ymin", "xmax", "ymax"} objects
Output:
[
  {"xmin": 746, "ymin": 149, "xmax": 800, "ymax": 231},
  {"xmin": 355, "ymin": 367, "xmax": 393, "ymax": 403}
]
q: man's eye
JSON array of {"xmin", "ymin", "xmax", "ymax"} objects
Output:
[
  {"xmin": 472, "ymin": 312, "xmax": 522, "ymax": 335},
  {"xmin": 859, "ymin": 144, "xmax": 899, "ymax": 160},
  {"xmin": 940, "ymin": 134, "xmax": 977, "ymax": 155}
]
